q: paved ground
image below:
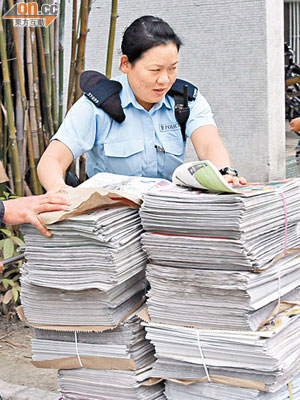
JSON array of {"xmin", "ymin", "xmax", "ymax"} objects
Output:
[
  {"xmin": 0, "ymin": 380, "xmax": 59, "ymax": 400},
  {"xmin": 0, "ymin": 316, "xmax": 59, "ymax": 395}
]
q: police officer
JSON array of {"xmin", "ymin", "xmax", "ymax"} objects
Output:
[{"xmin": 37, "ymin": 15, "xmax": 246, "ymax": 191}]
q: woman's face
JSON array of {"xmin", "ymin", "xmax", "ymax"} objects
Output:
[{"xmin": 120, "ymin": 43, "xmax": 178, "ymax": 111}]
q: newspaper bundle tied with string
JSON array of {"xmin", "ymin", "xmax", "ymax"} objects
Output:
[
  {"xmin": 19, "ymin": 173, "xmax": 169, "ymax": 400},
  {"xmin": 138, "ymin": 161, "xmax": 300, "ymax": 400}
]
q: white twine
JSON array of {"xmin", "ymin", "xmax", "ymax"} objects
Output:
[
  {"xmin": 196, "ymin": 330, "xmax": 211, "ymax": 382},
  {"xmin": 74, "ymin": 331, "xmax": 83, "ymax": 368},
  {"xmin": 277, "ymin": 189, "xmax": 289, "ymax": 307}
]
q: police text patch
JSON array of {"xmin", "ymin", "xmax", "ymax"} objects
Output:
[{"xmin": 159, "ymin": 123, "xmax": 180, "ymax": 132}]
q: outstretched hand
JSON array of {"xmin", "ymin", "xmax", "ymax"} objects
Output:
[
  {"xmin": 223, "ymin": 174, "xmax": 247, "ymax": 186},
  {"xmin": 290, "ymin": 117, "xmax": 300, "ymax": 132},
  {"xmin": 3, "ymin": 193, "xmax": 71, "ymax": 237}
]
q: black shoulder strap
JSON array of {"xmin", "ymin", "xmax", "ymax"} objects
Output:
[
  {"xmin": 168, "ymin": 79, "xmax": 198, "ymax": 142},
  {"xmin": 168, "ymin": 78, "xmax": 198, "ymax": 101},
  {"xmin": 80, "ymin": 71, "xmax": 125, "ymax": 123}
]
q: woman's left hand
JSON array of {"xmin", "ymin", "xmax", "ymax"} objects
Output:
[{"xmin": 223, "ymin": 174, "xmax": 247, "ymax": 186}]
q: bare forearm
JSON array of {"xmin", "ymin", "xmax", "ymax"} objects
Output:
[
  {"xmin": 191, "ymin": 125, "xmax": 247, "ymax": 185},
  {"xmin": 37, "ymin": 140, "xmax": 74, "ymax": 192},
  {"xmin": 37, "ymin": 155, "xmax": 66, "ymax": 191},
  {"xmin": 191, "ymin": 125, "xmax": 231, "ymax": 169},
  {"xmin": 199, "ymin": 141, "xmax": 232, "ymax": 169}
]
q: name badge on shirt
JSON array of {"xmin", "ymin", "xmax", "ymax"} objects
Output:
[{"xmin": 159, "ymin": 123, "xmax": 180, "ymax": 132}]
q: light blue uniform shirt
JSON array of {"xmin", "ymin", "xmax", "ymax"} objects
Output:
[{"xmin": 53, "ymin": 74, "xmax": 216, "ymax": 181}]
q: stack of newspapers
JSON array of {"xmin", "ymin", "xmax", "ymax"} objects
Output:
[
  {"xmin": 58, "ymin": 368, "xmax": 164, "ymax": 400},
  {"xmin": 164, "ymin": 375, "xmax": 300, "ymax": 400},
  {"xmin": 20, "ymin": 173, "xmax": 169, "ymax": 400},
  {"xmin": 31, "ymin": 313, "xmax": 165, "ymax": 400},
  {"xmin": 21, "ymin": 173, "xmax": 169, "ymax": 326},
  {"xmin": 32, "ymin": 314, "xmax": 155, "ymax": 368},
  {"xmin": 21, "ymin": 208, "xmax": 147, "ymax": 326},
  {"xmin": 145, "ymin": 304, "xmax": 300, "ymax": 391},
  {"xmin": 140, "ymin": 180, "xmax": 300, "ymax": 331},
  {"xmin": 139, "ymin": 166, "xmax": 300, "ymax": 399}
]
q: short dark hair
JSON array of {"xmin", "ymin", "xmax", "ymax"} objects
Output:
[{"xmin": 121, "ymin": 15, "xmax": 182, "ymax": 64}]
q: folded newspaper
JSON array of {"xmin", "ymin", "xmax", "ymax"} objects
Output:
[
  {"xmin": 39, "ymin": 174, "xmax": 169, "ymax": 225},
  {"xmin": 172, "ymin": 160, "xmax": 240, "ymax": 192}
]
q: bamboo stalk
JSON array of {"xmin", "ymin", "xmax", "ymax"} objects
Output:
[
  {"xmin": 30, "ymin": 28, "xmax": 44, "ymax": 155},
  {"xmin": 42, "ymin": 7, "xmax": 52, "ymax": 99},
  {"xmin": 53, "ymin": 18, "xmax": 59, "ymax": 130},
  {"xmin": 0, "ymin": 17, "xmax": 22, "ymax": 196},
  {"xmin": 36, "ymin": 26, "xmax": 54, "ymax": 138},
  {"xmin": 8, "ymin": 0, "xmax": 42, "ymax": 195},
  {"xmin": 58, "ymin": 0, "xmax": 66, "ymax": 125},
  {"xmin": 66, "ymin": 0, "xmax": 78, "ymax": 111},
  {"xmin": 49, "ymin": 22, "xmax": 58, "ymax": 132},
  {"xmin": 0, "ymin": 90, "xmax": 3, "ymax": 163},
  {"xmin": 0, "ymin": 100, "xmax": 8, "ymax": 169},
  {"xmin": 106, "ymin": 0, "xmax": 118, "ymax": 79},
  {"xmin": 26, "ymin": 27, "xmax": 40, "ymax": 161},
  {"xmin": 74, "ymin": 0, "xmax": 91, "ymax": 102},
  {"xmin": 13, "ymin": 60, "xmax": 24, "ymax": 176},
  {"xmin": 7, "ymin": 162, "xmax": 15, "ymax": 195}
]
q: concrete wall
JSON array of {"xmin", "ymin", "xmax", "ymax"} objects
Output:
[{"xmin": 63, "ymin": 0, "xmax": 285, "ymax": 181}]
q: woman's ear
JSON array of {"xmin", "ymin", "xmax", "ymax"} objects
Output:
[{"xmin": 120, "ymin": 55, "xmax": 130, "ymax": 74}]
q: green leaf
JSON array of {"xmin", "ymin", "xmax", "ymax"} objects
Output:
[
  {"xmin": 1, "ymin": 278, "xmax": 15, "ymax": 289},
  {"xmin": 0, "ymin": 239, "xmax": 5, "ymax": 249},
  {"xmin": 12, "ymin": 287, "xmax": 19, "ymax": 302},
  {"xmin": 3, "ymin": 289, "xmax": 12, "ymax": 304},
  {"xmin": 3, "ymin": 268, "xmax": 19, "ymax": 278},
  {"xmin": 11, "ymin": 236, "xmax": 25, "ymax": 247},
  {"xmin": 0, "ymin": 228, "xmax": 12, "ymax": 237},
  {"xmin": 3, "ymin": 239, "xmax": 15, "ymax": 259}
]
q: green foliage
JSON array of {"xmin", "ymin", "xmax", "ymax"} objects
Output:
[
  {"xmin": 0, "ymin": 191, "xmax": 18, "ymax": 200},
  {"xmin": 0, "ymin": 226, "xmax": 24, "ymax": 313}
]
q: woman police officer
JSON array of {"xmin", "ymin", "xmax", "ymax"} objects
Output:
[{"xmin": 37, "ymin": 15, "xmax": 246, "ymax": 190}]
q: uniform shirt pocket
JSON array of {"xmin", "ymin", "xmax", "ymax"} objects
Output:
[
  {"xmin": 160, "ymin": 138, "xmax": 185, "ymax": 181},
  {"xmin": 103, "ymin": 139, "xmax": 144, "ymax": 176}
]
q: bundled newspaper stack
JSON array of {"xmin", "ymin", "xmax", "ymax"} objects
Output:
[
  {"xmin": 140, "ymin": 180, "xmax": 300, "ymax": 331},
  {"xmin": 139, "ymin": 163, "xmax": 300, "ymax": 399},
  {"xmin": 145, "ymin": 304, "xmax": 300, "ymax": 391},
  {"xmin": 21, "ymin": 173, "xmax": 169, "ymax": 326},
  {"xmin": 58, "ymin": 368, "xmax": 165, "ymax": 400},
  {"xmin": 31, "ymin": 313, "xmax": 165, "ymax": 400},
  {"xmin": 20, "ymin": 173, "xmax": 169, "ymax": 400},
  {"xmin": 21, "ymin": 208, "xmax": 147, "ymax": 326},
  {"xmin": 164, "ymin": 375, "xmax": 300, "ymax": 400},
  {"xmin": 32, "ymin": 314, "xmax": 155, "ymax": 368},
  {"xmin": 140, "ymin": 180, "xmax": 300, "ymax": 259},
  {"xmin": 143, "ymin": 255, "xmax": 300, "ymax": 331}
]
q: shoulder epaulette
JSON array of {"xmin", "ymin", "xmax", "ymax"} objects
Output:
[
  {"xmin": 168, "ymin": 78, "xmax": 198, "ymax": 101},
  {"xmin": 80, "ymin": 70, "xmax": 125, "ymax": 123}
]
